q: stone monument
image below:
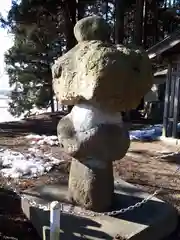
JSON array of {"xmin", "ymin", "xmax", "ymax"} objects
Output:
[
  {"xmin": 52, "ymin": 16, "xmax": 153, "ymax": 212},
  {"xmin": 21, "ymin": 16, "xmax": 178, "ymax": 240}
]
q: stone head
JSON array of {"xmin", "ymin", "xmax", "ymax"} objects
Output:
[{"xmin": 74, "ymin": 15, "xmax": 111, "ymax": 42}]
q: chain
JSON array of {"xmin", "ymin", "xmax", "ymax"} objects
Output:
[
  {"xmin": 1, "ymin": 143, "xmax": 180, "ymax": 217},
  {"xmin": 3, "ymin": 165, "xmax": 180, "ymax": 217}
]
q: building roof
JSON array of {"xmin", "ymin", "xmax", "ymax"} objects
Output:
[
  {"xmin": 154, "ymin": 69, "xmax": 168, "ymax": 77},
  {"xmin": 147, "ymin": 30, "xmax": 180, "ymax": 59}
]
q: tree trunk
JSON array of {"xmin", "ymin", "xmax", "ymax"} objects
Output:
[
  {"xmin": 50, "ymin": 84, "xmax": 55, "ymax": 112},
  {"xmin": 143, "ymin": 0, "xmax": 148, "ymax": 48},
  {"xmin": 67, "ymin": 105, "xmax": 73, "ymax": 113},
  {"xmin": 134, "ymin": 0, "xmax": 145, "ymax": 116},
  {"xmin": 63, "ymin": 0, "xmax": 81, "ymax": 111},
  {"xmin": 134, "ymin": 0, "xmax": 144, "ymax": 46},
  {"xmin": 63, "ymin": 0, "xmax": 77, "ymax": 50},
  {"xmin": 143, "ymin": 0, "xmax": 158, "ymax": 48},
  {"xmin": 115, "ymin": 0, "xmax": 125, "ymax": 44},
  {"xmin": 77, "ymin": 0, "xmax": 85, "ymax": 20},
  {"xmin": 105, "ymin": 0, "xmax": 109, "ymax": 22}
]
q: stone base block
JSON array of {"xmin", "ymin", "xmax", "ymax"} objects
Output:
[{"xmin": 21, "ymin": 179, "xmax": 178, "ymax": 240}]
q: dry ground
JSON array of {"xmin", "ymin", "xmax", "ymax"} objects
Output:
[{"xmin": 0, "ymin": 118, "xmax": 180, "ymax": 239}]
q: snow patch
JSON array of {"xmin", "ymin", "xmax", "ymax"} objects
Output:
[
  {"xmin": 25, "ymin": 134, "xmax": 59, "ymax": 146},
  {"xmin": 0, "ymin": 134, "xmax": 64, "ymax": 179},
  {"xmin": 0, "ymin": 148, "xmax": 64, "ymax": 178}
]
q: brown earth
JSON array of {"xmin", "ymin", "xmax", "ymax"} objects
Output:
[{"xmin": 0, "ymin": 117, "xmax": 180, "ymax": 239}]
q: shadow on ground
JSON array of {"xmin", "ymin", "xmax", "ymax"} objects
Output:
[{"xmin": 0, "ymin": 188, "xmax": 40, "ymax": 240}]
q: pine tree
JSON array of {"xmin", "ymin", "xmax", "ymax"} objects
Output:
[{"xmin": 3, "ymin": 0, "xmax": 74, "ymax": 116}]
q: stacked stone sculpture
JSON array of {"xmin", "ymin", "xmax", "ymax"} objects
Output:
[{"xmin": 52, "ymin": 16, "xmax": 153, "ymax": 212}]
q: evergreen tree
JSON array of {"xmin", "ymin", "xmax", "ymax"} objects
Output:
[{"xmin": 2, "ymin": 0, "xmax": 180, "ymax": 117}]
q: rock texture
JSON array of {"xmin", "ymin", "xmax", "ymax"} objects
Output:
[
  {"xmin": 74, "ymin": 15, "xmax": 111, "ymax": 42},
  {"xmin": 68, "ymin": 158, "xmax": 114, "ymax": 211},
  {"xmin": 52, "ymin": 16, "xmax": 152, "ymax": 212},
  {"xmin": 52, "ymin": 15, "xmax": 153, "ymax": 112},
  {"xmin": 52, "ymin": 41, "xmax": 153, "ymax": 112},
  {"xmin": 57, "ymin": 104, "xmax": 130, "ymax": 162},
  {"xmin": 57, "ymin": 103, "xmax": 130, "ymax": 211}
]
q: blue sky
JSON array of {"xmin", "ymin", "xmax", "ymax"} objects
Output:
[{"xmin": 0, "ymin": 0, "xmax": 13, "ymax": 90}]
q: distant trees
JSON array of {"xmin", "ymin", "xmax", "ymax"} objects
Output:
[
  {"xmin": 3, "ymin": 0, "xmax": 62, "ymax": 116},
  {"xmin": 2, "ymin": 0, "xmax": 180, "ymax": 116}
]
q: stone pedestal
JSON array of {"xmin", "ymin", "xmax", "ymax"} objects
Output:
[
  {"xmin": 57, "ymin": 103, "xmax": 130, "ymax": 211},
  {"xmin": 68, "ymin": 159, "xmax": 114, "ymax": 211},
  {"xmin": 21, "ymin": 179, "xmax": 178, "ymax": 240}
]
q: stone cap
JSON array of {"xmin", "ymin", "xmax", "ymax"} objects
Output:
[{"xmin": 74, "ymin": 15, "xmax": 111, "ymax": 42}]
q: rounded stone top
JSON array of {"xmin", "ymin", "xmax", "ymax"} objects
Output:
[{"xmin": 74, "ymin": 16, "xmax": 110, "ymax": 42}]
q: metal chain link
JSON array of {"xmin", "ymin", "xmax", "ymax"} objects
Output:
[
  {"xmin": 3, "ymin": 165, "xmax": 180, "ymax": 217},
  {"xmin": 2, "ymin": 142, "xmax": 180, "ymax": 217}
]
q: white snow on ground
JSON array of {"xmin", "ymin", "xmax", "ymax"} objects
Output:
[
  {"xmin": 25, "ymin": 134, "xmax": 59, "ymax": 146},
  {"xmin": 0, "ymin": 134, "xmax": 64, "ymax": 179},
  {"xmin": 0, "ymin": 98, "xmax": 22, "ymax": 122},
  {"xmin": 24, "ymin": 106, "xmax": 51, "ymax": 117},
  {"xmin": 1, "ymin": 127, "xmax": 180, "ymax": 178},
  {"xmin": 0, "ymin": 149, "xmax": 64, "ymax": 178}
]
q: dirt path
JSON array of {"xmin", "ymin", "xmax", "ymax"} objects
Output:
[
  {"xmin": 114, "ymin": 141, "xmax": 180, "ymax": 240},
  {"xmin": 114, "ymin": 141, "xmax": 180, "ymax": 208}
]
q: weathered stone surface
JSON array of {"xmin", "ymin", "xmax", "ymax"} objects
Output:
[
  {"xmin": 57, "ymin": 104, "xmax": 130, "ymax": 162},
  {"xmin": 52, "ymin": 16, "xmax": 152, "ymax": 214},
  {"xmin": 57, "ymin": 115, "xmax": 79, "ymax": 156},
  {"xmin": 57, "ymin": 103, "xmax": 130, "ymax": 210},
  {"xmin": 52, "ymin": 16, "xmax": 153, "ymax": 112},
  {"xmin": 52, "ymin": 40, "xmax": 153, "ymax": 112},
  {"xmin": 74, "ymin": 15, "xmax": 110, "ymax": 42},
  {"xmin": 57, "ymin": 116, "xmax": 130, "ymax": 161},
  {"xmin": 68, "ymin": 158, "xmax": 114, "ymax": 211}
]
